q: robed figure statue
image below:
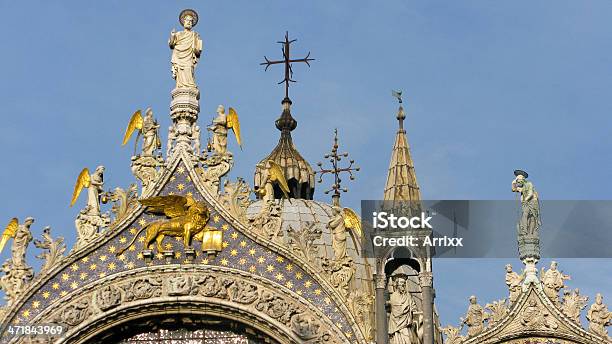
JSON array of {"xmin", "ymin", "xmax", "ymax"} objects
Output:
[
  {"xmin": 388, "ymin": 276, "xmax": 421, "ymax": 344},
  {"xmin": 511, "ymin": 169, "xmax": 541, "ymax": 261},
  {"xmin": 169, "ymin": 9, "xmax": 203, "ymax": 89}
]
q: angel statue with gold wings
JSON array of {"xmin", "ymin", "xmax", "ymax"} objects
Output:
[
  {"xmin": 116, "ymin": 195, "xmax": 216, "ymax": 255},
  {"xmin": 208, "ymin": 105, "xmax": 241, "ymax": 155},
  {"xmin": 70, "ymin": 166, "xmax": 106, "ymax": 216},
  {"xmin": 256, "ymin": 160, "xmax": 290, "ymax": 202},
  {"xmin": 0, "ymin": 217, "xmax": 34, "ymax": 267},
  {"xmin": 122, "ymin": 108, "xmax": 161, "ymax": 157},
  {"xmin": 328, "ymin": 206, "xmax": 362, "ymax": 261}
]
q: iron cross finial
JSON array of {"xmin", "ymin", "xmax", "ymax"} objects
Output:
[
  {"xmin": 260, "ymin": 32, "xmax": 315, "ymax": 100},
  {"xmin": 317, "ymin": 129, "xmax": 360, "ymax": 206}
]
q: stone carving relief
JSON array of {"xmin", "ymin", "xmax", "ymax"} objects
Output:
[
  {"xmin": 561, "ymin": 288, "xmax": 588, "ymax": 324},
  {"xmin": 131, "ymin": 156, "xmax": 164, "ymax": 194},
  {"xmin": 34, "ymin": 226, "xmax": 66, "ymax": 274},
  {"xmin": 195, "ymin": 275, "xmax": 233, "ymax": 299},
  {"xmin": 291, "ymin": 313, "xmax": 333, "ymax": 344},
  {"xmin": 347, "ymin": 290, "xmax": 374, "ymax": 341},
  {"xmin": 484, "ymin": 299, "xmax": 509, "ymax": 327},
  {"xmin": 74, "ymin": 208, "xmax": 110, "ymax": 251},
  {"xmin": 107, "ymin": 185, "xmax": 139, "ymax": 222},
  {"xmin": 255, "ymin": 290, "xmax": 300, "ymax": 324},
  {"xmin": 323, "ymin": 256, "xmax": 355, "ymax": 300},
  {"xmin": 229, "ymin": 280, "xmax": 260, "ymax": 305},
  {"xmin": 167, "ymin": 275, "xmax": 194, "ymax": 296},
  {"xmin": 121, "ymin": 277, "xmax": 163, "ymax": 302},
  {"xmin": 93, "ymin": 285, "xmax": 122, "ymax": 311},
  {"xmin": 55, "ymin": 298, "xmax": 92, "ymax": 327},
  {"xmin": 196, "ymin": 154, "xmax": 233, "ymax": 194},
  {"xmin": 219, "ymin": 177, "xmax": 251, "ymax": 222},
  {"xmin": 249, "ymin": 201, "xmax": 282, "ymax": 241},
  {"xmin": 23, "ymin": 268, "xmax": 354, "ymax": 344},
  {"xmin": 441, "ymin": 326, "xmax": 464, "ymax": 344},
  {"xmin": 520, "ymin": 298, "xmax": 558, "ymax": 330},
  {"xmin": 286, "ymin": 222, "xmax": 322, "ymax": 269}
]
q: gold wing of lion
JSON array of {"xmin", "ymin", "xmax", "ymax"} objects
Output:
[
  {"xmin": 139, "ymin": 195, "xmax": 192, "ymax": 218},
  {"xmin": 0, "ymin": 218, "xmax": 18, "ymax": 254},
  {"xmin": 70, "ymin": 168, "xmax": 91, "ymax": 207},
  {"xmin": 122, "ymin": 110, "xmax": 143, "ymax": 146},
  {"xmin": 227, "ymin": 107, "xmax": 242, "ymax": 148},
  {"xmin": 343, "ymin": 207, "xmax": 362, "ymax": 238},
  {"xmin": 268, "ymin": 160, "xmax": 290, "ymax": 198}
]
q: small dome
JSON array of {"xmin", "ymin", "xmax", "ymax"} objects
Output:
[
  {"xmin": 247, "ymin": 198, "xmax": 373, "ymax": 293},
  {"xmin": 254, "ymin": 99, "xmax": 315, "ymax": 200}
]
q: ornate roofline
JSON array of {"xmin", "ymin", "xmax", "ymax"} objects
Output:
[
  {"xmin": 463, "ymin": 284, "xmax": 608, "ymax": 344},
  {"xmin": 1, "ymin": 149, "xmax": 369, "ymax": 344}
]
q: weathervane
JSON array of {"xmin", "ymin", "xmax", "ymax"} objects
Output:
[
  {"xmin": 260, "ymin": 32, "xmax": 314, "ymax": 100},
  {"xmin": 317, "ymin": 129, "xmax": 360, "ymax": 206}
]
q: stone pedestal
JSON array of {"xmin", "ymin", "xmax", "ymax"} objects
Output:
[
  {"xmin": 164, "ymin": 251, "xmax": 175, "ymax": 263},
  {"xmin": 185, "ymin": 248, "xmax": 196, "ymax": 262},
  {"xmin": 169, "ymin": 87, "xmax": 200, "ymax": 153},
  {"xmin": 142, "ymin": 250, "xmax": 154, "ymax": 263}
]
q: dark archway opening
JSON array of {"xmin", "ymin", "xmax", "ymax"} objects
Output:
[{"xmin": 90, "ymin": 315, "xmax": 281, "ymax": 344}]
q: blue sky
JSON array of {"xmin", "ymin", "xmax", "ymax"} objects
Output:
[{"xmin": 0, "ymin": 0, "xmax": 610, "ymax": 330}]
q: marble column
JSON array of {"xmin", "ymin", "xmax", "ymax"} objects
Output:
[
  {"xmin": 419, "ymin": 271, "xmax": 434, "ymax": 344},
  {"xmin": 374, "ymin": 272, "xmax": 388, "ymax": 344}
]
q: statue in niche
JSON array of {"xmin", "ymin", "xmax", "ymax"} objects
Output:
[{"xmin": 388, "ymin": 276, "xmax": 421, "ymax": 344}]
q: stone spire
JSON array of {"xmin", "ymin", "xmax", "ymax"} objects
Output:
[
  {"xmin": 383, "ymin": 93, "xmax": 421, "ymax": 204},
  {"xmin": 254, "ymin": 98, "xmax": 315, "ymax": 199}
]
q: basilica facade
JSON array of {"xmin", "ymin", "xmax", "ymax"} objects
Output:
[{"xmin": 0, "ymin": 9, "xmax": 609, "ymax": 344}]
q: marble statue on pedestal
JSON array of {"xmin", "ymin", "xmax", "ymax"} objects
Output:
[
  {"xmin": 169, "ymin": 9, "xmax": 202, "ymax": 89},
  {"xmin": 70, "ymin": 166, "xmax": 111, "ymax": 249},
  {"xmin": 511, "ymin": 169, "xmax": 541, "ymax": 259}
]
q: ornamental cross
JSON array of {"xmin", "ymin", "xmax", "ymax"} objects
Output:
[
  {"xmin": 260, "ymin": 32, "xmax": 314, "ymax": 99},
  {"xmin": 317, "ymin": 129, "xmax": 360, "ymax": 205}
]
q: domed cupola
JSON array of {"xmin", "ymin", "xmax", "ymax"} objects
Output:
[{"xmin": 254, "ymin": 98, "xmax": 315, "ymax": 199}]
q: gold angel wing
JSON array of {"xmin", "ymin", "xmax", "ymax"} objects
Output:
[
  {"xmin": 0, "ymin": 218, "xmax": 18, "ymax": 254},
  {"xmin": 70, "ymin": 168, "xmax": 91, "ymax": 207},
  {"xmin": 139, "ymin": 195, "xmax": 191, "ymax": 218},
  {"xmin": 122, "ymin": 110, "xmax": 144, "ymax": 146},
  {"xmin": 343, "ymin": 208, "xmax": 363, "ymax": 238},
  {"xmin": 267, "ymin": 160, "xmax": 290, "ymax": 198},
  {"xmin": 227, "ymin": 107, "xmax": 242, "ymax": 148}
]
